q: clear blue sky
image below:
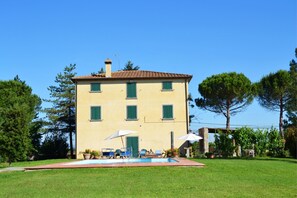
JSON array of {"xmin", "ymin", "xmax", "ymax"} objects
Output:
[{"xmin": 1, "ymin": 1, "xmax": 296, "ymax": 131}]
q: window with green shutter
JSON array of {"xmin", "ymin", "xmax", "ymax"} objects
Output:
[
  {"xmin": 127, "ymin": 106, "xmax": 137, "ymax": 120},
  {"xmin": 162, "ymin": 81, "xmax": 172, "ymax": 90},
  {"xmin": 90, "ymin": 83, "xmax": 101, "ymax": 92},
  {"xmin": 163, "ymin": 105, "xmax": 173, "ymax": 119},
  {"xmin": 127, "ymin": 82, "xmax": 137, "ymax": 98},
  {"xmin": 91, "ymin": 106, "xmax": 101, "ymax": 121}
]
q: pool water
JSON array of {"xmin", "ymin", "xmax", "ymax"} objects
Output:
[{"xmin": 66, "ymin": 158, "xmax": 177, "ymax": 165}]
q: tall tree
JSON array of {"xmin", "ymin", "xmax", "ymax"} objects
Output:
[
  {"xmin": 44, "ymin": 64, "xmax": 76, "ymax": 158},
  {"xmin": 195, "ymin": 72, "xmax": 255, "ymax": 129},
  {"xmin": 0, "ymin": 79, "xmax": 41, "ymax": 164},
  {"xmin": 285, "ymin": 48, "xmax": 297, "ymax": 126},
  {"xmin": 123, "ymin": 60, "xmax": 140, "ymax": 70},
  {"xmin": 257, "ymin": 70, "xmax": 292, "ymax": 138}
]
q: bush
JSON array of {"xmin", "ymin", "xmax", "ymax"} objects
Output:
[
  {"xmin": 39, "ymin": 134, "xmax": 69, "ymax": 159},
  {"xmin": 214, "ymin": 131, "xmax": 235, "ymax": 158},
  {"xmin": 285, "ymin": 126, "xmax": 297, "ymax": 158},
  {"xmin": 254, "ymin": 129, "xmax": 269, "ymax": 156},
  {"xmin": 191, "ymin": 142, "xmax": 200, "ymax": 158},
  {"xmin": 267, "ymin": 128, "xmax": 286, "ymax": 157}
]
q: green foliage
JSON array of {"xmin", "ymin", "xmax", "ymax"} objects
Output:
[
  {"xmin": 285, "ymin": 49, "xmax": 297, "ymax": 127},
  {"xmin": 285, "ymin": 126, "xmax": 297, "ymax": 158},
  {"xmin": 122, "ymin": 60, "xmax": 140, "ymax": 70},
  {"xmin": 196, "ymin": 72, "xmax": 255, "ymax": 129},
  {"xmin": 233, "ymin": 127, "xmax": 256, "ymax": 151},
  {"xmin": 44, "ymin": 64, "xmax": 76, "ymax": 158},
  {"xmin": 253, "ymin": 129, "xmax": 269, "ymax": 156},
  {"xmin": 39, "ymin": 134, "xmax": 69, "ymax": 159},
  {"xmin": 257, "ymin": 70, "xmax": 292, "ymax": 137},
  {"xmin": 165, "ymin": 148, "xmax": 179, "ymax": 157},
  {"xmin": 267, "ymin": 128, "xmax": 286, "ymax": 157},
  {"xmin": 191, "ymin": 142, "xmax": 200, "ymax": 157},
  {"xmin": 233, "ymin": 127, "xmax": 286, "ymax": 157},
  {"xmin": 0, "ymin": 79, "xmax": 41, "ymax": 164},
  {"xmin": 214, "ymin": 131, "xmax": 235, "ymax": 157}
]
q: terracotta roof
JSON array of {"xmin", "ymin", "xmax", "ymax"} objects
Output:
[{"xmin": 72, "ymin": 70, "xmax": 192, "ymax": 81}]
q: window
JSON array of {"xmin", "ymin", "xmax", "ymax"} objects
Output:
[
  {"xmin": 162, "ymin": 81, "xmax": 172, "ymax": 90},
  {"xmin": 163, "ymin": 105, "xmax": 173, "ymax": 119},
  {"xmin": 91, "ymin": 106, "xmax": 101, "ymax": 121},
  {"xmin": 127, "ymin": 82, "xmax": 136, "ymax": 98},
  {"xmin": 90, "ymin": 83, "xmax": 101, "ymax": 92},
  {"xmin": 127, "ymin": 106, "xmax": 137, "ymax": 120}
]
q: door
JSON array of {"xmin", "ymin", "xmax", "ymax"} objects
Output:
[{"xmin": 126, "ymin": 137, "xmax": 139, "ymax": 158}]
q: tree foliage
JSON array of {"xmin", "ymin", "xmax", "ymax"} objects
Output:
[
  {"xmin": 195, "ymin": 72, "xmax": 255, "ymax": 129},
  {"xmin": 0, "ymin": 79, "xmax": 41, "ymax": 164},
  {"xmin": 285, "ymin": 48, "xmax": 297, "ymax": 127},
  {"xmin": 43, "ymin": 64, "xmax": 76, "ymax": 158},
  {"xmin": 123, "ymin": 61, "xmax": 140, "ymax": 70},
  {"xmin": 214, "ymin": 131, "xmax": 235, "ymax": 158},
  {"xmin": 257, "ymin": 70, "xmax": 292, "ymax": 137},
  {"xmin": 39, "ymin": 133, "xmax": 69, "ymax": 159}
]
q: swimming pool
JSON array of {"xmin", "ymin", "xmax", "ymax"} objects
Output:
[{"xmin": 65, "ymin": 158, "xmax": 177, "ymax": 165}]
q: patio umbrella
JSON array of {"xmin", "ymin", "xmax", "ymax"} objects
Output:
[
  {"xmin": 178, "ymin": 133, "xmax": 203, "ymax": 142},
  {"xmin": 105, "ymin": 130, "xmax": 137, "ymax": 148},
  {"xmin": 178, "ymin": 133, "xmax": 203, "ymax": 158}
]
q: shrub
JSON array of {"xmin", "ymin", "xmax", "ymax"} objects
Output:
[
  {"xmin": 267, "ymin": 128, "xmax": 286, "ymax": 157},
  {"xmin": 285, "ymin": 126, "xmax": 297, "ymax": 158},
  {"xmin": 39, "ymin": 134, "xmax": 69, "ymax": 159},
  {"xmin": 253, "ymin": 129, "xmax": 268, "ymax": 156},
  {"xmin": 214, "ymin": 131, "xmax": 235, "ymax": 158}
]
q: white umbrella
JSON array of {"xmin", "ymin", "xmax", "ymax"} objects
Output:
[
  {"xmin": 178, "ymin": 133, "xmax": 203, "ymax": 142},
  {"xmin": 179, "ymin": 133, "xmax": 203, "ymax": 158},
  {"xmin": 105, "ymin": 130, "xmax": 137, "ymax": 148}
]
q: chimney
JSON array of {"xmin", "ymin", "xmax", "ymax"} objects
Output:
[{"xmin": 105, "ymin": 58, "xmax": 112, "ymax": 77}]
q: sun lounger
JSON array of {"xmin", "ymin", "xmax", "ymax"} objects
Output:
[
  {"xmin": 155, "ymin": 150, "xmax": 162, "ymax": 158},
  {"xmin": 139, "ymin": 149, "xmax": 147, "ymax": 158},
  {"xmin": 102, "ymin": 148, "xmax": 115, "ymax": 158}
]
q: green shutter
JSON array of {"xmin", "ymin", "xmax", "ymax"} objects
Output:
[
  {"xmin": 127, "ymin": 106, "xmax": 137, "ymax": 120},
  {"xmin": 127, "ymin": 82, "xmax": 136, "ymax": 98},
  {"xmin": 162, "ymin": 81, "xmax": 172, "ymax": 90},
  {"xmin": 91, "ymin": 83, "xmax": 101, "ymax": 92},
  {"xmin": 163, "ymin": 105, "xmax": 173, "ymax": 119},
  {"xmin": 91, "ymin": 106, "xmax": 101, "ymax": 120}
]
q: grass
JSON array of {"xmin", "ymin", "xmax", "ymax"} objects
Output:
[
  {"xmin": 0, "ymin": 158, "xmax": 296, "ymax": 197},
  {"xmin": 0, "ymin": 159, "xmax": 72, "ymax": 168}
]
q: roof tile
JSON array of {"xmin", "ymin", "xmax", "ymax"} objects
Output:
[{"xmin": 72, "ymin": 70, "xmax": 192, "ymax": 81}]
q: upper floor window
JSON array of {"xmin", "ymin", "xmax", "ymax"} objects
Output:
[
  {"xmin": 162, "ymin": 105, "xmax": 173, "ymax": 119},
  {"xmin": 127, "ymin": 105, "xmax": 137, "ymax": 120},
  {"xmin": 162, "ymin": 81, "xmax": 172, "ymax": 91},
  {"xmin": 91, "ymin": 106, "xmax": 101, "ymax": 121},
  {"xmin": 127, "ymin": 82, "xmax": 137, "ymax": 98},
  {"xmin": 90, "ymin": 83, "xmax": 101, "ymax": 92}
]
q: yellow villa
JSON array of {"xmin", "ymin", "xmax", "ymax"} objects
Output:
[{"xmin": 72, "ymin": 59, "xmax": 192, "ymax": 159}]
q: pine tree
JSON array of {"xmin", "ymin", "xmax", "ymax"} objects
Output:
[
  {"xmin": 44, "ymin": 64, "xmax": 76, "ymax": 158},
  {"xmin": 0, "ymin": 79, "xmax": 41, "ymax": 164}
]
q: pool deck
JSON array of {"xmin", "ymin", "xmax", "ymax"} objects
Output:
[{"xmin": 24, "ymin": 158, "xmax": 204, "ymax": 170}]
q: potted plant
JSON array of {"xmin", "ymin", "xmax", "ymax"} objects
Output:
[
  {"xmin": 91, "ymin": 150, "xmax": 100, "ymax": 159},
  {"xmin": 205, "ymin": 152, "xmax": 215, "ymax": 159},
  {"xmin": 165, "ymin": 148, "xmax": 179, "ymax": 158},
  {"xmin": 83, "ymin": 149, "xmax": 91, "ymax": 160},
  {"xmin": 166, "ymin": 149, "xmax": 173, "ymax": 157}
]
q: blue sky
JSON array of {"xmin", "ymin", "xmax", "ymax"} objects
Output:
[{"xmin": 1, "ymin": 1, "xmax": 296, "ymax": 131}]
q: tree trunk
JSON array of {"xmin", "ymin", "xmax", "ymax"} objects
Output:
[
  {"xmin": 226, "ymin": 115, "xmax": 230, "ymax": 130},
  {"xmin": 279, "ymin": 98, "xmax": 284, "ymax": 138},
  {"xmin": 226, "ymin": 101, "xmax": 231, "ymax": 130}
]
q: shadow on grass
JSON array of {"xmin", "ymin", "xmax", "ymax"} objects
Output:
[{"xmin": 195, "ymin": 157, "xmax": 297, "ymax": 164}]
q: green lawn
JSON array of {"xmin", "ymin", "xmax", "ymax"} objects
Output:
[{"xmin": 0, "ymin": 158, "xmax": 296, "ymax": 197}]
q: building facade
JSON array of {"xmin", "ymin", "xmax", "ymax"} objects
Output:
[{"xmin": 72, "ymin": 59, "xmax": 192, "ymax": 159}]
